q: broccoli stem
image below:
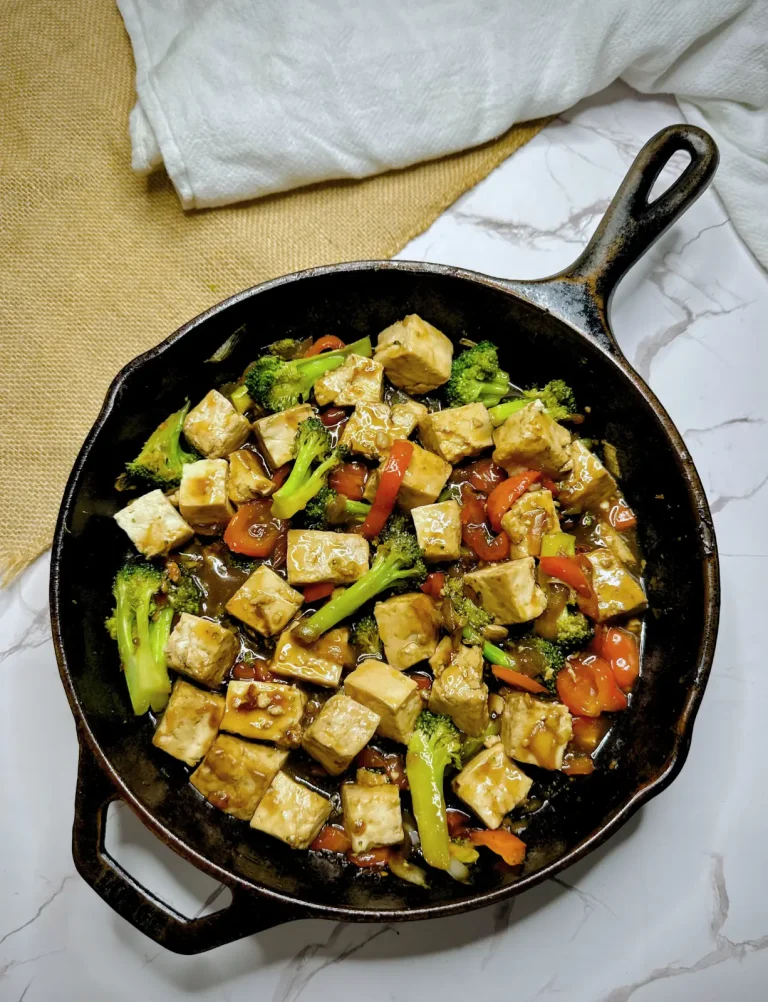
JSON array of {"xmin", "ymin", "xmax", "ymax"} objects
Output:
[
  {"xmin": 344, "ymin": 499, "xmax": 371, "ymax": 520},
  {"xmin": 294, "ymin": 336, "xmax": 373, "ymax": 383},
  {"xmin": 406, "ymin": 738, "xmax": 453, "ymax": 870},
  {"xmin": 481, "ymin": 639, "xmax": 516, "ymax": 668},
  {"xmin": 488, "ymin": 398, "xmax": 528, "ymax": 426},
  {"xmin": 478, "ymin": 375, "xmax": 513, "ymax": 407},
  {"xmin": 271, "ymin": 452, "xmax": 340, "ymax": 520}
]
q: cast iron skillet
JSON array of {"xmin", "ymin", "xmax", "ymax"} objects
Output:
[{"xmin": 51, "ymin": 124, "xmax": 721, "ymax": 954}]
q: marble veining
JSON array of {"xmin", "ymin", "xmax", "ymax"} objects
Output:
[{"xmin": 1, "ymin": 80, "xmax": 767, "ymax": 1000}]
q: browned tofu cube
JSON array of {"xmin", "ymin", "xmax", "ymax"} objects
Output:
[
  {"xmin": 492, "ymin": 400, "xmax": 572, "ymax": 475},
  {"xmin": 250, "ymin": 772, "xmax": 331, "ymax": 848},
  {"xmin": 502, "ymin": 692, "xmax": 573, "ymax": 770},
  {"xmin": 285, "ymin": 529, "xmax": 370, "ymax": 586},
  {"xmin": 227, "ymin": 449, "xmax": 275, "ymax": 503},
  {"xmin": 190, "ymin": 734, "xmax": 288, "ymax": 820},
  {"xmin": 225, "ymin": 565, "xmax": 303, "ymax": 636},
  {"xmin": 411, "ymin": 500, "xmax": 462, "ymax": 563},
  {"xmin": 583, "ymin": 548, "xmax": 647, "ymax": 621},
  {"xmin": 164, "ymin": 613, "xmax": 239, "ymax": 689},
  {"xmin": 114, "ymin": 489, "xmax": 194, "ymax": 558},
  {"xmin": 387, "ymin": 443, "xmax": 451, "ymax": 511},
  {"xmin": 340, "ymin": 403, "xmax": 394, "ymax": 460},
  {"xmin": 313, "ymin": 354, "xmax": 384, "ymax": 407},
  {"xmin": 465, "ymin": 558, "xmax": 547, "ymax": 624},
  {"xmin": 453, "ymin": 743, "xmax": 532, "ymax": 828},
  {"xmin": 301, "ymin": 692, "xmax": 380, "ymax": 775},
  {"xmin": 374, "ymin": 592, "xmax": 441, "ymax": 670},
  {"xmin": 500, "ymin": 488, "xmax": 560, "ymax": 559},
  {"xmin": 390, "ymin": 400, "xmax": 429, "ymax": 439},
  {"xmin": 270, "ymin": 626, "xmax": 352, "ymax": 688},
  {"xmin": 179, "ymin": 458, "xmax": 234, "ymax": 528},
  {"xmin": 252, "ymin": 404, "xmax": 314, "ymax": 469},
  {"xmin": 374, "ymin": 315, "xmax": 454, "ymax": 394},
  {"xmin": 419, "ymin": 403, "xmax": 494, "ymax": 465},
  {"xmin": 344, "ymin": 659, "xmax": 422, "ymax": 743},
  {"xmin": 428, "ymin": 644, "xmax": 489, "ymax": 736},
  {"xmin": 559, "ymin": 440, "xmax": 617, "ymax": 513},
  {"xmin": 341, "ymin": 783, "xmax": 404, "ymax": 853},
  {"xmin": 183, "ymin": 390, "xmax": 251, "ymax": 459},
  {"xmin": 221, "ymin": 680, "xmax": 306, "ymax": 747},
  {"xmin": 152, "ymin": 680, "xmax": 225, "ymax": 766}
]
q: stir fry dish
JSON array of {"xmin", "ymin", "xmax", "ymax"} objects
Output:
[{"xmin": 108, "ymin": 315, "xmax": 646, "ymax": 885}]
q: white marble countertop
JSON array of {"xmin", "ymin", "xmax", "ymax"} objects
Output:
[{"xmin": 2, "ymin": 81, "xmax": 767, "ymax": 1002}]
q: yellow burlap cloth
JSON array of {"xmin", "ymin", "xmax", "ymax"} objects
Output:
[{"xmin": 0, "ymin": 1, "xmax": 546, "ymax": 584}]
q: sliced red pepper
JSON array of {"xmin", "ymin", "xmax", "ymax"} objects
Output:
[
  {"xmin": 491, "ymin": 664, "xmax": 548, "ymax": 694},
  {"xmin": 223, "ymin": 499, "xmax": 286, "ymax": 557},
  {"xmin": 329, "ymin": 461, "xmax": 368, "ymax": 501},
  {"xmin": 420, "ymin": 571, "xmax": 445, "ymax": 600},
  {"xmin": 609, "ymin": 497, "xmax": 638, "ymax": 531},
  {"xmin": 302, "ymin": 582, "xmax": 335, "ymax": 604},
  {"xmin": 319, "ymin": 406, "xmax": 349, "ymax": 428},
  {"xmin": 591, "ymin": 625, "xmax": 639, "ymax": 692},
  {"xmin": 538, "ymin": 555, "xmax": 592, "ymax": 597},
  {"xmin": 359, "ymin": 439, "xmax": 414, "ymax": 539},
  {"xmin": 311, "ymin": 824, "xmax": 352, "ymax": 853},
  {"xmin": 270, "ymin": 463, "xmax": 292, "ymax": 488},
  {"xmin": 541, "ymin": 475, "xmax": 560, "ymax": 496},
  {"xmin": 556, "ymin": 655, "xmax": 628, "ymax": 717},
  {"xmin": 486, "ymin": 470, "xmax": 542, "ymax": 532},
  {"xmin": 461, "ymin": 494, "xmax": 510, "ymax": 561},
  {"xmin": 469, "ymin": 829, "xmax": 526, "ymax": 866},
  {"xmin": 303, "ymin": 335, "xmax": 346, "ymax": 356},
  {"xmin": 460, "ymin": 457, "xmax": 507, "ymax": 495},
  {"xmin": 347, "ymin": 846, "xmax": 391, "ymax": 868}
]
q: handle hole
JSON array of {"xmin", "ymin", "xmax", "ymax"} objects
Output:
[
  {"xmin": 647, "ymin": 150, "xmax": 692, "ymax": 205},
  {"xmin": 105, "ymin": 801, "xmax": 232, "ymax": 920}
]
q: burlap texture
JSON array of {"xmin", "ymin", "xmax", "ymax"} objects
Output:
[{"xmin": 0, "ymin": 0, "xmax": 546, "ymax": 584}]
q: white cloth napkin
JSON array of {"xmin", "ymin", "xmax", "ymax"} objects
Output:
[{"xmin": 118, "ymin": 0, "xmax": 768, "ymax": 269}]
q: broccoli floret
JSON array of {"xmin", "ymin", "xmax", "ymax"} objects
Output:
[
  {"xmin": 293, "ymin": 525, "xmax": 426, "ymax": 643},
  {"xmin": 270, "ymin": 418, "xmax": 343, "ymax": 520},
  {"xmin": 105, "ymin": 563, "xmax": 173, "ymax": 715},
  {"xmin": 244, "ymin": 336, "xmax": 372, "ymax": 412},
  {"xmin": 443, "ymin": 576, "xmax": 493, "ymax": 637},
  {"xmin": 302, "ymin": 485, "xmax": 371, "ymax": 530},
  {"xmin": 163, "ymin": 564, "xmax": 203, "ymax": 615},
  {"xmin": 553, "ymin": 605, "xmax": 594, "ymax": 650},
  {"xmin": 267, "ymin": 338, "xmax": 304, "ymax": 359},
  {"xmin": 349, "ymin": 614, "xmax": 382, "ymax": 657},
  {"xmin": 445, "ymin": 341, "xmax": 510, "ymax": 408},
  {"xmin": 488, "ymin": 379, "xmax": 578, "ymax": 426},
  {"xmin": 405, "ymin": 711, "xmax": 462, "ymax": 870},
  {"xmin": 125, "ymin": 402, "xmax": 198, "ymax": 489},
  {"xmin": 468, "ymin": 631, "xmax": 565, "ymax": 693}
]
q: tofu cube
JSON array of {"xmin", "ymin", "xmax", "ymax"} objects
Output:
[
  {"xmin": 388, "ymin": 443, "xmax": 451, "ymax": 511},
  {"xmin": 271, "ymin": 626, "xmax": 352, "ymax": 688},
  {"xmin": 374, "ymin": 314, "xmax": 454, "ymax": 394},
  {"xmin": 411, "ymin": 500, "xmax": 462, "ymax": 563},
  {"xmin": 558, "ymin": 440, "xmax": 617, "ymax": 512},
  {"xmin": 250, "ymin": 771, "xmax": 331, "ymax": 849},
  {"xmin": 500, "ymin": 489, "xmax": 560, "ymax": 559},
  {"xmin": 340, "ymin": 403, "xmax": 394, "ymax": 460},
  {"xmin": 301, "ymin": 692, "xmax": 380, "ymax": 775},
  {"xmin": 390, "ymin": 400, "xmax": 429, "ymax": 438},
  {"xmin": 253, "ymin": 404, "xmax": 314, "ymax": 469},
  {"xmin": 356, "ymin": 767, "xmax": 390, "ymax": 786},
  {"xmin": 179, "ymin": 458, "xmax": 234, "ymax": 528},
  {"xmin": 183, "ymin": 390, "xmax": 251, "ymax": 459},
  {"xmin": 313, "ymin": 354, "xmax": 384, "ymax": 407},
  {"xmin": 114, "ymin": 489, "xmax": 194, "ymax": 558},
  {"xmin": 453, "ymin": 744, "xmax": 532, "ymax": 828},
  {"xmin": 492, "ymin": 400, "xmax": 572, "ymax": 476},
  {"xmin": 341, "ymin": 783, "xmax": 404, "ymax": 853},
  {"xmin": 374, "ymin": 592, "xmax": 441, "ymax": 670},
  {"xmin": 286, "ymin": 529, "xmax": 370, "ymax": 586},
  {"xmin": 164, "ymin": 613, "xmax": 239, "ymax": 689},
  {"xmin": 583, "ymin": 548, "xmax": 647, "ymax": 621},
  {"xmin": 502, "ymin": 692, "xmax": 573, "ymax": 771},
  {"xmin": 152, "ymin": 679, "xmax": 225, "ymax": 766},
  {"xmin": 227, "ymin": 449, "xmax": 275, "ymax": 503},
  {"xmin": 419, "ymin": 403, "xmax": 494, "ymax": 465},
  {"xmin": 221, "ymin": 679, "xmax": 306, "ymax": 747},
  {"xmin": 465, "ymin": 558, "xmax": 547, "ymax": 624},
  {"xmin": 190, "ymin": 734, "xmax": 288, "ymax": 820},
  {"xmin": 225, "ymin": 565, "xmax": 303, "ymax": 636},
  {"xmin": 344, "ymin": 659, "xmax": 422, "ymax": 744},
  {"xmin": 428, "ymin": 644, "xmax": 489, "ymax": 736}
]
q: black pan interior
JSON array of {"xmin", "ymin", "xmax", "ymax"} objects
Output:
[{"xmin": 56, "ymin": 266, "xmax": 709, "ymax": 914}]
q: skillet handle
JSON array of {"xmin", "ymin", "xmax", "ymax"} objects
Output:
[
  {"xmin": 505, "ymin": 124, "xmax": 719, "ymax": 353},
  {"xmin": 72, "ymin": 742, "xmax": 299, "ymax": 954}
]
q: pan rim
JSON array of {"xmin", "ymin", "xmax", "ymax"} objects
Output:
[{"xmin": 50, "ymin": 258, "xmax": 720, "ymax": 922}]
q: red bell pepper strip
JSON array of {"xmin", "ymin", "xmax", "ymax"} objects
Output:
[
  {"xmin": 486, "ymin": 470, "xmax": 542, "ymax": 532},
  {"xmin": 329, "ymin": 461, "xmax": 368, "ymax": 501},
  {"xmin": 359, "ymin": 439, "xmax": 414, "ymax": 539},
  {"xmin": 223, "ymin": 499, "xmax": 286, "ymax": 557},
  {"xmin": 302, "ymin": 582, "xmax": 335, "ymax": 604},
  {"xmin": 538, "ymin": 555, "xmax": 592, "ymax": 597},
  {"xmin": 461, "ymin": 494, "xmax": 510, "ymax": 561},
  {"xmin": 608, "ymin": 497, "xmax": 638, "ymax": 531},
  {"xmin": 469, "ymin": 830, "xmax": 526, "ymax": 866},
  {"xmin": 420, "ymin": 571, "xmax": 445, "ymax": 600},
  {"xmin": 310, "ymin": 825, "xmax": 352, "ymax": 853},
  {"xmin": 304, "ymin": 335, "xmax": 346, "ymax": 356},
  {"xmin": 591, "ymin": 625, "xmax": 639, "ymax": 691},
  {"xmin": 556, "ymin": 655, "xmax": 628, "ymax": 717},
  {"xmin": 491, "ymin": 664, "xmax": 548, "ymax": 694}
]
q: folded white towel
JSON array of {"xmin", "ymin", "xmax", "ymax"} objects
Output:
[{"xmin": 118, "ymin": 0, "xmax": 768, "ymax": 268}]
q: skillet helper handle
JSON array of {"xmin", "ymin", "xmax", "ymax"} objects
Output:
[
  {"xmin": 72, "ymin": 742, "xmax": 297, "ymax": 954},
  {"xmin": 564, "ymin": 124, "xmax": 719, "ymax": 308}
]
